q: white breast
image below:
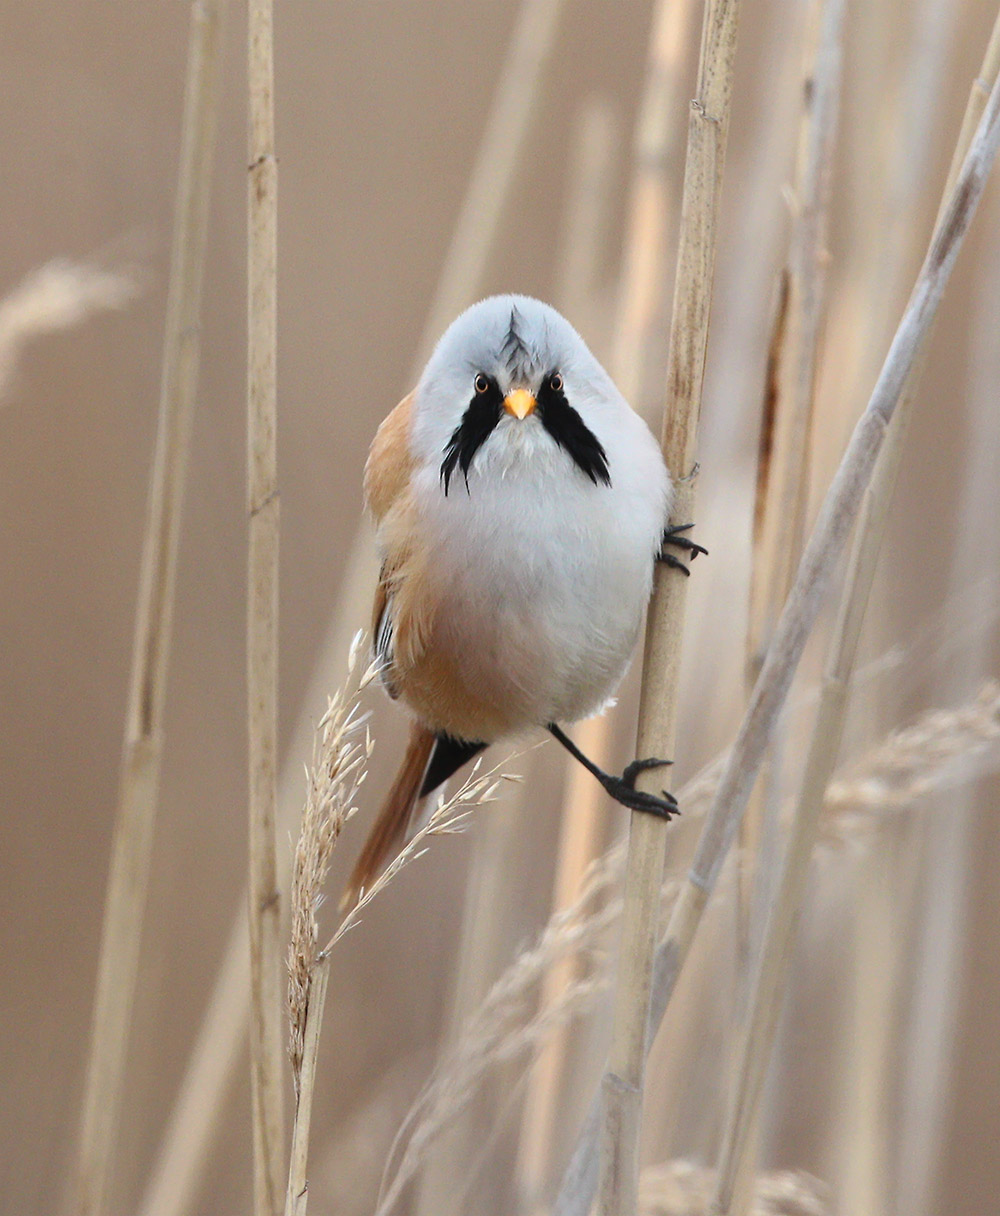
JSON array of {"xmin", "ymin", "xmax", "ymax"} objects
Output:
[{"xmin": 409, "ymin": 409, "xmax": 671, "ymax": 736}]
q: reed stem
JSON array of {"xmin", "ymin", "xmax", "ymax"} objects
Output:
[
  {"xmin": 247, "ymin": 1, "xmax": 284, "ymax": 1212},
  {"xmin": 598, "ymin": 3, "xmax": 743, "ymax": 1214},
  {"xmin": 72, "ymin": 5, "xmax": 223, "ymax": 1211}
]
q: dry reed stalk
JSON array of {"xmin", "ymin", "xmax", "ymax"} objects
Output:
[
  {"xmin": 246, "ymin": 1, "xmax": 284, "ymax": 1212},
  {"xmin": 598, "ymin": 3, "xmax": 743, "ymax": 1214},
  {"xmin": 0, "ymin": 255, "xmax": 141, "ymax": 401},
  {"xmin": 132, "ymin": 0, "xmax": 563, "ymax": 1199},
  {"xmin": 284, "ymin": 644, "xmax": 375, "ymax": 1216},
  {"xmin": 712, "ymin": 0, "xmax": 846, "ymax": 1208},
  {"xmin": 285, "ymin": 957, "xmax": 330, "ymax": 1216},
  {"xmin": 283, "ymin": 647, "xmax": 512, "ymax": 1216},
  {"xmin": 71, "ymin": 6, "xmax": 224, "ymax": 1213},
  {"xmin": 709, "ymin": 15, "xmax": 1000, "ymax": 1216},
  {"xmin": 282, "ymin": 652, "xmax": 513, "ymax": 1216},
  {"xmin": 555, "ymin": 52, "xmax": 1000, "ymax": 1216},
  {"xmin": 746, "ymin": 0, "xmax": 842, "ymax": 669},
  {"xmin": 895, "ymin": 192, "xmax": 1000, "ymax": 1216},
  {"xmin": 737, "ymin": 0, "xmax": 844, "ymax": 987}
]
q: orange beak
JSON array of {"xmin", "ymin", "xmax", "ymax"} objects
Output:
[{"xmin": 503, "ymin": 388, "xmax": 536, "ymax": 420}]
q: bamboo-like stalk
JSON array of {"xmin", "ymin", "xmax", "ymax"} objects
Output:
[
  {"xmin": 709, "ymin": 15, "xmax": 1000, "ymax": 1216},
  {"xmin": 555, "ymin": 56, "xmax": 1000, "ymax": 1216},
  {"xmin": 746, "ymin": 0, "xmax": 841, "ymax": 669},
  {"xmin": 71, "ymin": 5, "xmax": 224, "ymax": 1213},
  {"xmin": 598, "ymin": 4, "xmax": 743, "ymax": 1214},
  {"xmin": 285, "ymin": 956, "xmax": 331, "ymax": 1216},
  {"xmin": 247, "ymin": 2, "xmax": 284, "ymax": 1214},
  {"xmin": 713, "ymin": 0, "xmax": 846, "ymax": 1209},
  {"xmin": 737, "ymin": 0, "xmax": 842, "ymax": 979}
]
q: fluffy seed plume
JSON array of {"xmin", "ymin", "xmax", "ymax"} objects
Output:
[
  {"xmin": 288, "ymin": 632, "xmax": 377, "ymax": 1092},
  {"xmin": 328, "ymin": 755, "xmax": 521, "ymax": 949},
  {"xmin": 0, "ymin": 255, "xmax": 142, "ymax": 401},
  {"xmin": 824, "ymin": 679, "xmax": 1000, "ymax": 839}
]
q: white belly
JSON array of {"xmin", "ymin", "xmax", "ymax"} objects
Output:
[{"xmin": 411, "ymin": 420, "xmax": 669, "ymax": 737}]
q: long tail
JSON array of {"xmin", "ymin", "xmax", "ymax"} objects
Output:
[
  {"xmin": 340, "ymin": 721, "xmax": 436, "ymax": 912},
  {"xmin": 340, "ymin": 726, "xmax": 488, "ymax": 912}
]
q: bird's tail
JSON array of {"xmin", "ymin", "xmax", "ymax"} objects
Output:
[{"xmin": 340, "ymin": 721, "xmax": 436, "ymax": 912}]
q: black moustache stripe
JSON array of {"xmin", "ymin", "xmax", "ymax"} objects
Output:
[
  {"xmin": 439, "ymin": 373, "xmax": 612, "ymax": 494},
  {"xmin": 440, "ymin": 378, "xmax": 503, "ymax": 495},
  {"xmin": 536, "ymin": 378, "xmax": 611, "ymax": 487}
]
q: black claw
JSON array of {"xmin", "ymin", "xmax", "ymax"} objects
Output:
[
  {"xmin": 658, "ymin": 523, "xmax": 708, "ymax": 567},
  {"xmin": 622, "ymin": 756, "xmax": 673, "ymax": 788},
  {"xmin": 660, "ymin": 553, "xmax": 691, "ymax": 576}
]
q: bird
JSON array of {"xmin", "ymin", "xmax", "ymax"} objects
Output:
[{"xmin": 341, "ymin": 294, "xmax": 704, "ymax": 909}]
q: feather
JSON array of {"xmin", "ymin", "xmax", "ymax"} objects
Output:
[{"xmin": 340, "ymin": 721, "xmax": 436, "ymax": 912}]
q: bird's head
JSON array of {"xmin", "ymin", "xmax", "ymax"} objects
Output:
[{"xmin": 412, "ymin": 295, "xmax": 618, "ymax": 494}]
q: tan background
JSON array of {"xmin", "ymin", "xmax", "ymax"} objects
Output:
[{"xmin": 2, "ymin": 3, "xmax": 999, "ymax": 1215}]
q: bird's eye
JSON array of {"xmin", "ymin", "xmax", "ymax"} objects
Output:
[
  {"xmin": 548, "ymin": 372, "xmax": 564, "ymax": 393},
  {"xmin": 474, "ymin": 373, "xmax": 490, "ymax": 394}
]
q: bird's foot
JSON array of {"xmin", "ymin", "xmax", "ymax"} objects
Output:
[
  {"xmin": 547, "ymin": 724, "xmax": 680, "ymax": 821},
  {"xmin": 622, "ymin": 755, "xmax": 673, "ymax": 787},
  {"xmin": 657, "ymin": 523, "xmax": 708, "ymax": 576},
  {"xmin": 600, "ymin": 757, "xmax": 678, "ymax": 820}
]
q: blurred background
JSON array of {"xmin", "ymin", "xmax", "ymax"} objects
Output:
[{"xmin": 2, "ymin": 2, "xmax": 999, "ymax": 1215}]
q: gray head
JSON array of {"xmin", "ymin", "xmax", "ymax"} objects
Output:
[{"xmin": 411, "ymin": 295, "xmax": 624, "ymax": 493}]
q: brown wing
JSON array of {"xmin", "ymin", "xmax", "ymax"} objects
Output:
[
  {"xmin": 364, "ymin": 390, "xmax": 416, "ymax": 524},
  {"xmin": 364, "ymin": 390, "xmax": 435, "ymax": 686}
]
